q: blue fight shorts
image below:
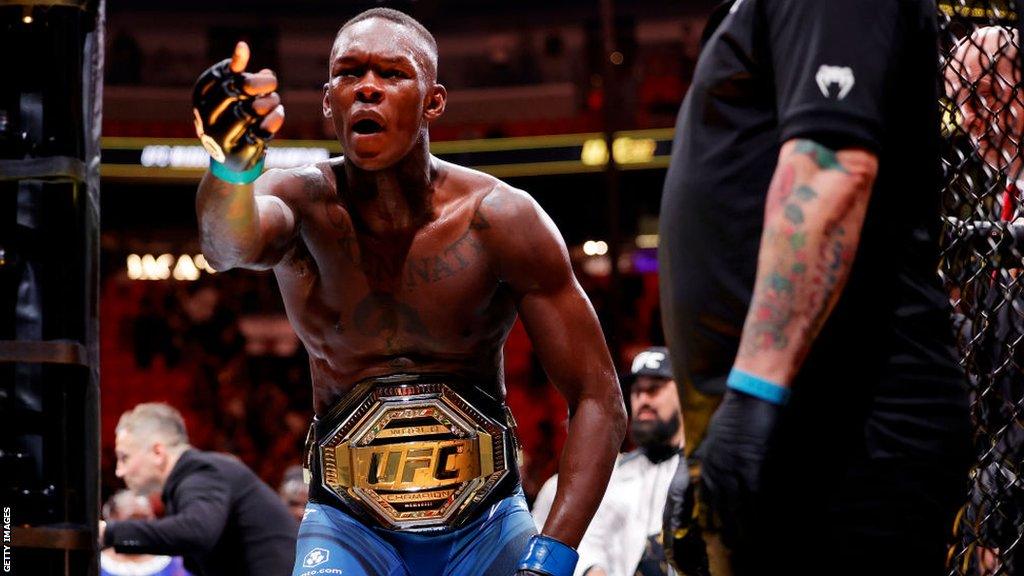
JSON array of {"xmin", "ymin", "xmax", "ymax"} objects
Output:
[{"xmin": 292, "ymin": 490, "xmax": 537, "ymax": 576}]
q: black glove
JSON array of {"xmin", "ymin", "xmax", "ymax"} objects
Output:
[
  {"xmin": 662, "ymin": 457, "xmax": 710, "ymax": 576},
  {"xmin": 192, "ymin": 57, "xmax": 271, "ymax": 175},
  {"xmin": 698, "ymin": 389, "xmax": 780, "ymax": 550}
]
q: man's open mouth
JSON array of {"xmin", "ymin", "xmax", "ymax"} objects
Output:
[{"xmin": 352, "ymin": 119, "xmax": 384, "ymax": 135}]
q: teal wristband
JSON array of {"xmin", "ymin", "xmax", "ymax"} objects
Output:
[
  {"xmin": 727, "ymin": 368, "xmax": 791, "ymax": 405},
  {"xmin": 210, "ymin": 156, "xmax": 264, "ymax": 185}
]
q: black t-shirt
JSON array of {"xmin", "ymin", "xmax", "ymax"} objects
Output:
[{"xmin": 659, "ymin": 0, "xmax": 971, "ymax": 459}]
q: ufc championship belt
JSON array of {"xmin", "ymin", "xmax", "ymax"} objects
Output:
[{"xmin": 308, "ymin": 374, "xmax": 519, "ymax": 532}]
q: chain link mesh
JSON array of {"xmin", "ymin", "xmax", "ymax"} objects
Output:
[{"xmin": 939, "ymin": 2, "xmax": 1024, "ymax": 574}]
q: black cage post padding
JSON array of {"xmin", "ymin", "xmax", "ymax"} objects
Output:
[{"xmin": 0, "ymin": 1, "xmax": 103, "ymax": 575}]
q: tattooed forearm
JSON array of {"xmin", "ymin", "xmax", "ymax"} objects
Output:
[
  {"xmin": 740, "ymin": 175, "xmax": 829, "ymax": 353},
  {"xmin": 735, "ymin": 139, "xmax": 876, "ymax": 384},
  {"xmin": 793, "ymin": 139, "xmax": 850, "ymax": 173}
]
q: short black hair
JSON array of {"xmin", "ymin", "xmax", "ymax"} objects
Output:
[{"xmin": 334, "ymin": 8, "xmax": 438, "ymax": 77}]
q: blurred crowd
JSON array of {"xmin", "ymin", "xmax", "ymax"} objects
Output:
[
  {"xmin": 100, "ymin": 272, "xmax": 311, "ymax": 493},
  {"xmin": 102, "ymin": 16, "xmax": 705, "ymax": 140}
]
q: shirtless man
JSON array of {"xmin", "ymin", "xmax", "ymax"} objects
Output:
[{"xmin": 191, "ymin": 8, "xmax": 626, "ymax": 576}]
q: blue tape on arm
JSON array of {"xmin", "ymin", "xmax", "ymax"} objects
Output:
[
  {"xmin": 727, "ymin": 368, "xmax": 791, "ymax": 405},
  {"xmin": 517, "ymin": 534, "xmax": 579, "ymax": 576},
  {"xmin": 210, "ymin": 157, "xmax": 265, "ymax": 185}
]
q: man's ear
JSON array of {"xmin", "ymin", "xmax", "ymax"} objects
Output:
[
  {"xmin": 424, "ymin": 83, "xmax": 447, "ymax": 122},
  {"xmin": 151, "ymin": 441, "xmax": 166, "ymax": 460},
  {"xmin": 322, "ymin": 83, "xmax": 333, "ymax": 119}
]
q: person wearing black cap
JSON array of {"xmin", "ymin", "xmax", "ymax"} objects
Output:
[{"xmin": 533, "ymin": 347, "xmax": 684, "ymax": 576}]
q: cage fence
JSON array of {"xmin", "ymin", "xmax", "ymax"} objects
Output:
[{"xmin": 939, "ymin": 1, "xmax": 1024, "ymax": 574}]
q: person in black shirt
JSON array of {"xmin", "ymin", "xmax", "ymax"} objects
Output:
[
  {"xmin": 101, "ymin": 403, "xmax": 297, "ymax": 576},
  {"xmin": 658, "ymin": 1, "xmax": 973, "ymax": 573}
]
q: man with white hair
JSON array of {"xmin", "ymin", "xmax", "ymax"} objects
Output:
[
  {"xmin": 945, "ymin": 25, "xmax": 1024, "ymax": 181},
  {"xmin": 100, "ymin": 403, "xmax": 297, "ymax": 576}
]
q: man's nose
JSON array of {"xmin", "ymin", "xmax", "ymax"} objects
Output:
[
  {"xmin": 355, "ymin": 73, "xmax": 383, "ymax": 103},
  {"xmin": 115, "ymin": 464, "xmax": 124, "ymax": 478}
]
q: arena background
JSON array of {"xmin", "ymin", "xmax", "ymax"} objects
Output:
[
  {"xmin": 4, "ymin": 0, "xmax": 1024, "ymax": 574},
  {"xmin": 95, "ymin": 0, "xmax": 708, "ymax": 505}
]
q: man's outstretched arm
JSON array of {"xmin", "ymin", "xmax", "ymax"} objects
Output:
[
  {"xmin": 197, "ymin": 169, "xmax": 296, "ymax": 271},
  {"xmin": 193, "ymin": 40, "xmax": 293, "ymax": 271},
  {"xmin": 478, "ymin": 186, "xmax": 627, "ymax": 571},
  {"xmin": 102, "ymin": 470, "xmax": 231, "ymax": 555}
]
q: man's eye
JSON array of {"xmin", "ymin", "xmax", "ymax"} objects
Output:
[{"xmin": 381, "ymin": 69, "xmax": 406, "ymax": 79}]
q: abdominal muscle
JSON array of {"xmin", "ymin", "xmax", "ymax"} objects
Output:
[{"xmin": 282, "ymin": 278, "xmax": 517, "ymax": 416}]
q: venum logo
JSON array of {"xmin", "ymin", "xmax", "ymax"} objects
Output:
[
  {"xmin": 815, "ymin": 65, "xmax": 855, "ymax": 100},
  {"xmin": 303, "ymin": 548, "xmax": 329, "ymax": 568}
]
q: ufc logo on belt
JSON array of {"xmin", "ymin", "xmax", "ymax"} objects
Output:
[
  {"xmin": 366, "ymin": 443, "xmax": 466, "ymax": 486},
  {"xmin": 353, "ymin": 438, "xmax": 482, "ymax": 491}
]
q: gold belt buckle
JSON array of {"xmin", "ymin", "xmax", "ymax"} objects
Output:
[{"xmin": 318, "ymin": 378, "xmax": 511, "ymax": 531}]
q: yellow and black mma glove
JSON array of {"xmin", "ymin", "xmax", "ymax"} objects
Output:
[{"xmin": 192, "ymin": 58, "xmax": 270, "ymax": 184}]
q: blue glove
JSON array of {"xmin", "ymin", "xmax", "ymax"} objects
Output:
[{"xmin": 515, "ymin": 534, "xmax": 578, "ymax": 576}]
